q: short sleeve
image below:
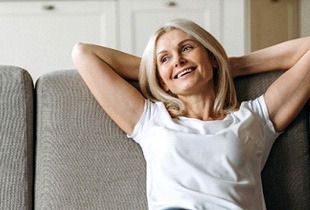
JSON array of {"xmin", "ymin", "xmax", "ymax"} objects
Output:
[
  {"xmin": 251, "ymin": 95, "xmax": 282, "ymax": 168},
  {"xmin": 127, "ymin": 99, "xmax": 158, "ymax": 143},
  {"xmin": 253, "ymin": 95, "xmax": 280, "ymax": 135}
]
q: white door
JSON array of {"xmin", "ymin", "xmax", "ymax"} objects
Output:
[{"xmin": 0, "ymin": 1, "xmax": 117, "ymax": 81}]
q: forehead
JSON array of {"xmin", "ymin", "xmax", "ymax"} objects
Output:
[{"xmin": 156, "ymin": 29, "xmax": 193, "ymax": 52}]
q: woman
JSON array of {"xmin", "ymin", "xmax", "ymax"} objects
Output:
[{"xmin": 72, "ymin": 19, "xmax": 310, "ymax": 210}]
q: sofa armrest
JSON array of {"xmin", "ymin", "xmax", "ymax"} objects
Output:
[{"xmin": 0, "ymin": 66, "xmax": 34, "ymax": 210}]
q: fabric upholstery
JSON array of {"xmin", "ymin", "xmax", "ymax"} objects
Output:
[
  {"xmin": 35, "ymin": 70, "xmax": 147, "ymax": 209},
  {"xmin": 34, "ymin": 69, "xmax": 309, "ymax": 210},
  {"xmin": 0, "ymin": 66, "xmax": 34, "ymax": 210}
]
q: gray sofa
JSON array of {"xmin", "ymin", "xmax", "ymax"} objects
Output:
[{"xmin": 0, "ymin": 65, "xmax": 309, "ymax": 210}]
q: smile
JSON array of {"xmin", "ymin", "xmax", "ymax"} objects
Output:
[{"xmin": 174, "ymin": 67, "xmax": 196, "ymax": 79}]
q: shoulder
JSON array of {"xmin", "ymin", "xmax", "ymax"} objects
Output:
[
  {"xmin": 235, "ymin": 96, "xmax": 270, "ymax": 123},
  {"xmin": 233, "ymin": 95, "xmax": 280, "ymax": 135},
  {"xmin": 128, "ymin": 99, "xmax": 171, "ymax": 139},
  {"xmin": 239, "ymin": 96, "xmax": 268, "ymax": 117},
  {"xmin": 142, "ymin": 99, "xmax": 169, "ymax": 119}
]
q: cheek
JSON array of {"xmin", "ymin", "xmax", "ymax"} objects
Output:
[
  {"xmin": 157, "ymin": 67, "xmax": 171, "ymax": 91},
  {"xmin": 157, "ymin": 66, "xmax": 170, "ymax": 81}
]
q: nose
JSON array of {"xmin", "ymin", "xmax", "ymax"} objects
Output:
[{"xmin": 174, "ymin": 54, "xmax": 186, "ymax": 68}]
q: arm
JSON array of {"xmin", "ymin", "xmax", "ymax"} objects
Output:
[
  {"xmin": 230, "ymin": 37, "xmax": 310, "ymax": 132},
  {"xmin": 230, "ymin": 37, "xmax": 310, "ymax": 77},
  {"xmin": 72, "ymin": 43, "xmax": 145, "ymax": 135}
]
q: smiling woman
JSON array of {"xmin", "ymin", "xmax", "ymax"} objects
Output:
[
  {"xmin": 139, "ymin": 20, "xmax": 238, "ymax": 119},
  {"xmin": 155, "ymin": 31, "xmax": 214, "ymax": 97},
  {"xmin": 72, "ymin": 19, "xmax": 310, "ymax": 210}
]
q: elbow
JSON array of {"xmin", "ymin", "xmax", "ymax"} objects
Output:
[
  {"xmin": 71, "ymin": 42, "xmax": 86, "ymax": 65},
  {"xmin": 71, "ymin": 42, "xmax": 92, "ymax": 74}
]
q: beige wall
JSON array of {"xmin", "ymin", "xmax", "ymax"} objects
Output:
[{"xmin": 300, "ymin": 0, "xmax": 310, "ymax": 36}]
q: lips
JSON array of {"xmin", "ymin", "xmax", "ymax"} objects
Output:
[{"xmin": 174, "ymin": 67, "xmax": 196, "ymax": 79}]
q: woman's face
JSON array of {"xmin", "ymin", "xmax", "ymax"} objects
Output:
[{"xmin": 155, "ymin": 29, "xmax": 216, "ymax": 97}]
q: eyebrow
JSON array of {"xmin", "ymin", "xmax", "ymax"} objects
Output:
[{"xmin": 156, "ymin": 38, "xmax": 197, "ymax": 56}]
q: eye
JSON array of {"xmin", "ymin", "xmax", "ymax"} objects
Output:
[
  {"xmin": 182, "ymin": 45, "xmax": 193, "ymax": 52},
  {"xmin": 160, "ymin": 55, "xmax": 170, "ymax": 63}
]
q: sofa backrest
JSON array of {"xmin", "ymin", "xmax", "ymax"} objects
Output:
[
  {"xmin": 35, "ymin": 70, "xmax": 309, "ymax": 210},
  {"xmin": 235, "ymin": 72, "xmax": 310, "ymax": 210},
  {"xmin": 0, "ymin": 66, "xmax": 34, "ymax": 210},
  {"xmin": 35, "ymin": 70, "xmax": 147, "ymax": 209}
]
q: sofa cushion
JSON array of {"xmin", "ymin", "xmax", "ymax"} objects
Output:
[
  {"xmin": 0, "ymin": 66, "xmax": 34, "ymax": 210},
  {"xmin": 35, "ymin": 70, "xmax": 147, "ymax": 209}
]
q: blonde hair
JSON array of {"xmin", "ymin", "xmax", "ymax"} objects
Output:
[{"xmin": 139, "ymin": 19, "xmax": 238, "ymax": 117}]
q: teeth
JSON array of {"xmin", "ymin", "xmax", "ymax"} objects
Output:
[{"xmin": 176, "ymin": 68, "xmax": 194, "ymax": 79}]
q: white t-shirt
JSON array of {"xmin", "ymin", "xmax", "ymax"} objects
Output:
[{"xmin": 129, "ymin": 95, "xmax": 280, "ymax": 210}]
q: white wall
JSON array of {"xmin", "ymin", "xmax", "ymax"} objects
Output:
[{"xmin": 300, "ymin": 0, "xmax": 310, "ymax": 37}]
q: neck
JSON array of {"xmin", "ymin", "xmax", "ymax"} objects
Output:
[{"xmin": 178, "ymin": 92, "xmax": 224, "ymax": 121}]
